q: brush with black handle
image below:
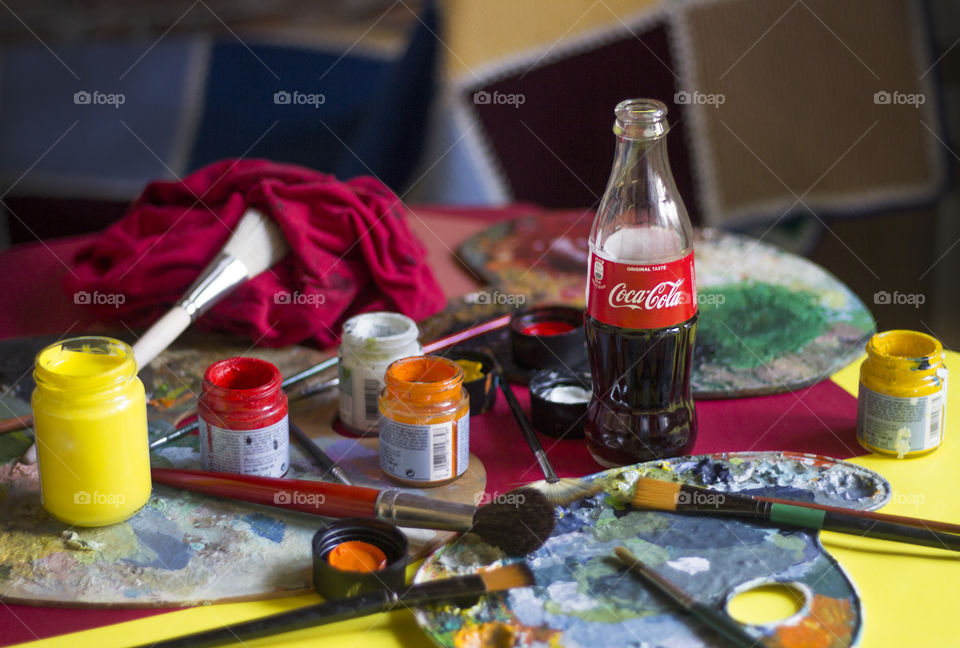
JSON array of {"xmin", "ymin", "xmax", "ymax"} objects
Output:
[
  {"xmin": 614, "ymin": 547, "xmax": 758, "ymax": 648},
  {"xmin": 487, "ymin": 351, "xmax": 601, "ymax": 506},
  {"xmin": 136, "ymin": 563, "xmax": 534, "ymax": 648},
  {"xmin": 633, "ymin": 477, "xmax": 960, "ymax": 552}
]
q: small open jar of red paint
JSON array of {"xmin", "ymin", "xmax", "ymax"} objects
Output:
[
  {"xmin": 198, "ymin": 357, "xmax": 289, "ymax": 477},
  {"xmin": 510, "ymin": 305, "xmax": 587, "ymax": 371}
]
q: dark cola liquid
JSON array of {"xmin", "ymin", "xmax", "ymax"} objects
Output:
[{"xmin": 584, "ymin": 313, "xmax": 698, "ymax": 467}]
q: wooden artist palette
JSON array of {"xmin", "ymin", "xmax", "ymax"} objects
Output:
[
  {"xmin": 454, "ymin": 216, "xmax": 876, "ymax": 398},
  {"xmin": 0, "ymin": 334, "xmax": 486, "ymax": 607},
  {"xmin": 414, "ymin": 451, "xmax": 891, "ymax": 648}
]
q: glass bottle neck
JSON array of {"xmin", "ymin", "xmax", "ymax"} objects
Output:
[{"xmin": 608, "ymin": 132, "xmax": 672, "ymax": 191}]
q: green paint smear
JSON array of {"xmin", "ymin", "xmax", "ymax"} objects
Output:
[
  {"xmin": 590, "ymin": 510, "xmax": 676, "ymax": 543},
  {"xmin": 772, "ymin": 532, "xmax": 807, "ymax": 556},
  {"xmin": 696, "ymin": 282, "xmax": 830, "ymax": 369}
]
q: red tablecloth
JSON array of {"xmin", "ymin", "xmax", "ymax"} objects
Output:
[{"xmin": 0, "ymin": 207, "xmax": 859, "ymax": 646}]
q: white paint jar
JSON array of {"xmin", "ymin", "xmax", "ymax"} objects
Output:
[{"xmin": 338, "ymin": 312, "xmax": 422, "ymax": 435}]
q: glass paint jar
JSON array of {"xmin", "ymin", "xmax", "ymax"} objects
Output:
[
  {"xmin": 338, "ymin": 312, "xmax": 422, "ymax": 436},
  {"xmin": 857, "ymin": 330, "xmax": 948, "ymax": 458},
  {"xmin": 198, "ymin": 357, "xmax": 289, "ymax": 476},
  {"xmin": 31, "ymin": 336, "xmax": 151, "ymax": 526},
  {"xmin": 378, "ymin": 356, "xmax": 470, "ymax": 486}
]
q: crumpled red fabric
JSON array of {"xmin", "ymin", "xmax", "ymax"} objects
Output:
[{"xmin": 65, "ymin": 159, "xmax": 445, "ymax": 348}]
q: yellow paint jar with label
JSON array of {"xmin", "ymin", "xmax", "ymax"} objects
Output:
[
  {"xmin": 31, "ymin": 336, "xmax": 151, "ymax": 526},
  {"xmin": 857, "ymin": 330, "xmax": 947, "ymax": 458}
]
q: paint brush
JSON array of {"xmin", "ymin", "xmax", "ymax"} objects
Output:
[
  {"xmin": 289, "ymin": 422, "xmax": 351, "ymax": 485},
  {"xmin": 632, "ymin": 477, "xmax": 960, "ymax": 553},
  {"xmin": 635, "ymin": 475, "xmax": 960, "ymax": 538},
  {"xmin": 0, "ymin": 414, "xmax": 32, "ymax": 435},
  {"xmin": 276, "ymin": 313, "xmax": 514, "ymax": 394},
  {"xmin": 136, "ymin": 562, "xmax": 534, "ymax": 648},
  {"xmin": 613, "ymin": 546, "xmax": 758, "ymax": 648},
  {"xmin": 151, "ymin": 468, "xmax": 556, "ymax": 556},
  {"xmin": 132, "ymin": 208, "xmax": 289, "ymax": 369},
  {"xmin": 489, "ymin": 353, "xmax": 601, "ymax": 506}
]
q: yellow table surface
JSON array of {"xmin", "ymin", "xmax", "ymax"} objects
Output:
[{"xmin": 12, "ymin": 353, "xmax": 960, "ymax": 648}]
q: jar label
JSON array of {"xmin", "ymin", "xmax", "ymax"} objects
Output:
[
  {"xmin": 379, "ymin": 414, "xmax": 469, "ymax": 482},
  {"xmin": 856, "ymin": 375, "xmax": 946, "ymax": 458},
  {"xmin": 199, "ymin": 415, "xmax": 290, "ymax": 477},
  {"xmin": 338, "ymin": 364, "xmax": 386, "ymax": 433},
  {"xmin": 586, "ymin": 251, "xmax": 697, "ymax": 329}
]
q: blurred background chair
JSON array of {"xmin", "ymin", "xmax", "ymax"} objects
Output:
[{"xmin": 1, "ymin": 0, "xmax": 958, "ymax": 346}]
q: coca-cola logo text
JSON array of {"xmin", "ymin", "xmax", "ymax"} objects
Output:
[{"xmin": 608, "ymin": 279, "xmax": 686, "ymax": 311}]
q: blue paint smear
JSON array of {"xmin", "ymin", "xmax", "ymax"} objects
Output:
[
  {"xmin": 126, "ymin": 529, "xmax": 193, "ymax": 569},
  {"xmin": 244, "ymin": 513, "xmax": 286, "ymax": 543}
]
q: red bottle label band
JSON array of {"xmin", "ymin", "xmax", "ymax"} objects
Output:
[{"xmin": 586, "ymin": 251, "xmax": 697, "ymax": 329}]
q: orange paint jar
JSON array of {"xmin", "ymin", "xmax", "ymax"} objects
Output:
[{"xmin": 378, "ymin": 356, "xmax": 470, "ymax": 486}]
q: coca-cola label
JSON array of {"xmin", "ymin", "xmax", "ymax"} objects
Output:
[{"xmin": 587, "ymin": 251, "xmax": 697, "ymax": 328}]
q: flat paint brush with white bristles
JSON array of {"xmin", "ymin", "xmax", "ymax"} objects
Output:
[
  {"xmin": 137, "ymin": 563, "xmax": 534, "ymax": 648},
  {"xmin": 22, "ymin": 209, "xmax": 287, "ymax": 465},
  {"xmin": 132, "ymin": 208, "xmax": 289, "ymax": 369}
]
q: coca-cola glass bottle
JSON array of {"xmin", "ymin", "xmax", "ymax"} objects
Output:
[{"xmin": 585, "ymin": 98, "xmax": 698, "ymax": 467}]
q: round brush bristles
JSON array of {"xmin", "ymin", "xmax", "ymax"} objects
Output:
[{"xmin": 471, "ymin": 488, "xmax": 557, "ymax": 556}]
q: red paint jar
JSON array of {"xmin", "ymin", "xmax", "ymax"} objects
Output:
[
  {"xmin": 198, "ymin": 357, "xmax": 289, "ymax": 477},
  {"xmin": 521, "ymin": 320, "xmax": 577, "ymax": 336}
]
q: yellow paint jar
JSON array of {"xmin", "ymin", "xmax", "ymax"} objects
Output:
[
  {"xmin": 31, "ymin": 336, "xmax": 151, "ymax": 526},
  {"xmin": 857, "ymin": 330, "xmax": 947, "ymax": 458}
]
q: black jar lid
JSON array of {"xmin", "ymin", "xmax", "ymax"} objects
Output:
[
  {"xmin": 529, "ymin": 369, "xmax": 592, "ymax": 439},
  {"xmin": 510, "ymin": 305, "xmax": 587, "ymax": 372},
  {"xmin": 312, "ymin": 518, "xmax": 409, "ymax": 599}
]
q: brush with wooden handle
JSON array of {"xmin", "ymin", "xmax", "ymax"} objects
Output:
[
  {"xmin": 17, "ymin": 209, "xmax": 289, "ymax": 465},
  {"xmin": 632, "ymin": 477, "xmax": 960, "ymax": 553},
  {"xmin": 151, "ymin": 467, "xmax": 556, "ymax": 556},
  {"xmin": 132, "ymin": 208, "xmax": 289, "ymax": 369},
  {"xmin": 135, "ymin": 563, "xmax": 534, "ymax": 648}
]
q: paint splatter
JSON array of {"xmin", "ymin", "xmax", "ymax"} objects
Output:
[
  {"xmin": 695, "ymin": 282, "xmax": 829, "ymax": 369},
  {"xmin": 416, "ymin": 452, "xmax": 883, "ymax": 648}
]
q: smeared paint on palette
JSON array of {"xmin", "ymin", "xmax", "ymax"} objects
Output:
[
  {"xmin": 0, "ymin": 335, "xmax": 486, "ymax": 607},
  {"xmin": 414, "ymin": 452, "xmax": 888, "ymax": 648},
  {"xmin": 455, "ymin": 216, "xmax": 875, "ymax": 397}
]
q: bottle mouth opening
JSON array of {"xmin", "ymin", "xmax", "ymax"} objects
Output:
[
  {"xmin": 204, "ymin": 357, "xmax": 282, "ymax": 393},
  {"xmin": 34, "ymin": 336, "xmax": 137, "ymax": 391},
  {"xmin": 342, "ymin": 312, "xmax": 420, "ymax": 351},
  {"xmin": 867, "ymin": 330, "xmax": 942, "ymax": 361},
  {"xmin": 385, "ymin": 356, "xmax": 463, "ymax": 395},
  {"xmin": 614, "ymin": 98, "xmax": 669, "ymax": 138}
]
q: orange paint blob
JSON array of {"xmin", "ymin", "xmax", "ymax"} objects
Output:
[{"xmin": 327, "ymin": 541, "xmax": 388, "ymax": 572}]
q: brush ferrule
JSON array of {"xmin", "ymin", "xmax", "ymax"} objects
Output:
[
  {"xmin": 179, "ymin": 253, "xmax": 250, "ymax": 318},
  {"xmin": 375, "ymin": 490, "xmax": 476, "ymax": 532}
]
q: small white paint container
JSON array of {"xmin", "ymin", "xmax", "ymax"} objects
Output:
[{"xmin": 338, "ymin": 312, "xmax": 422, "ymax": 436}]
